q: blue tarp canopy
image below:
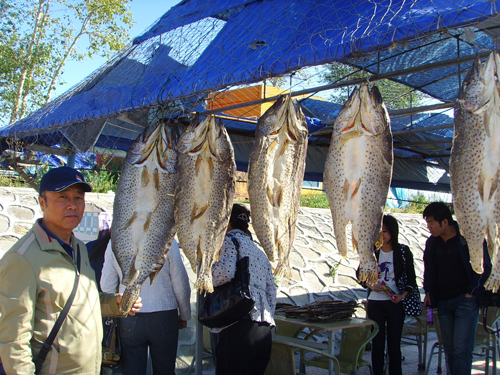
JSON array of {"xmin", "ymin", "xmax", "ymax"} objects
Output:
[{"xmin": 2, "ymin": 0, "xmax": 500, "ymax": 192}]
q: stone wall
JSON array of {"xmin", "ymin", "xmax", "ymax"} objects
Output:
[{"xmin": 0, "ymin": 187, "xmax": 430, "ymax": 373}]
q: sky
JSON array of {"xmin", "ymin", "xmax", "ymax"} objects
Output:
[{"xmin": 56, "ymin": 0, "xmax": 180, "ymax": 95}]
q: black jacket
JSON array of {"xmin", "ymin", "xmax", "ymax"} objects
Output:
[
  {"xmin": 423, "ymin": 223, "xmax": 491, "ymax": 308},
  {"xmin": 357, "ymin": 244, "xmax": 419, "ymax": 298}
]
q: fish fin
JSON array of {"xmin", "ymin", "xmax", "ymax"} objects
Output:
[
  {"xmin": 141, "ymin": 166, "xmax": 150, "ymax": 188},
  {"xmin": 144, "ymin": 212, "xmax": 152, "ymax": 232},
  {"xmin": 208, "ymin": 157, "xmax": 214, "ymax": 180},
  {"xmin": 342, "ymin": 179, "xmax": 350, "ymax": 202},
  {"xmin": 195, "ymin": 155, "xmax": 202, "ymax": 174},
  {"xmin": 478, "ymin": 174, "xmax": 485, "ymax": 202},
  {"xmin": 351, "ymin": 230, "xmax": 358, "ymax": 254},
  {"xmin": 267, "ymin": 186, "xmax": 274, "ymax": 206},
  {"xmin": 197, "ymin": 236, "xmax": 203, "ymax": 261},
  {"xmin": 484, "ymin": 111, "xmax": 492, "ymax": 137},
  {"xmin": 191, "ymin": 203, "xmax": 209, "ymax": 224},
  {"xmin": 351, "ymin": 178, "xmax": 362, "ymax": 199},
  {"xmin": 125, "ymin": 212, "xmax": 138, "ymax": 229},
  {"xmin": 276, "ymin": 186, "xmax": 283, "ymax": 208},
  {"xmin": 489, "ymin": 170, "xmax": 499, "ymax": 201},
  {"xmin": 274, "ymin": 227, "xmax": 279, "ymax": 257},
  {"xmin": 278, "ymin": 139, "xmax": 289, "ymax": 159},
  {"xmin": 215, "ymin": 246, "xmax": 222, "ymax": 262},
  {"xmin": 266, "ymin": 138, "xmax": 279, "ymax": 154},
  {"xmin": 149, "ymin": 269, "xmax": 161, "ymax": 285},
  {"xmin": 153, "ymin": 168, "xmax": 160, "ymax": 190}
]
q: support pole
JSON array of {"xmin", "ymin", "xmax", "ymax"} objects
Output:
[
  {"xmin": 195, "ymin": 264, "xmax": 203, "ymax": 375},
  {"xmin": 67, "ymin": 153, "xmax": 76, "ymax": 168}
]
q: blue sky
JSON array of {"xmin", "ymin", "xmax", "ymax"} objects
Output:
[{"xmin": 56, "ymin": 0, "xmax": 179, "ymax": 95}]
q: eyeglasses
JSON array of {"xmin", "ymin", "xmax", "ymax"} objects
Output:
[{"xmin": 238, "ymin": 213, "xmax": 250, "ymax": 223}]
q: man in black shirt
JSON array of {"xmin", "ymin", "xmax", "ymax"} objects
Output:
[{"xmin": 423, "ymin": 202, "xmax": 491, "ymax": 375}]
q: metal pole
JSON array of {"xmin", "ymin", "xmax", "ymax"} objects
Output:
[
  {"xmin": 67, "ymin": 153, "xmax": 76, "ymax": 168},
  {"xmin": 195, "ymin": 265, "xmax": 203, "ymax": 375}
]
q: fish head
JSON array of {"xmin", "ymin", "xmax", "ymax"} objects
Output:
[
  {"xmin": 285, "ymin": 98, "xmax": 309, "ymax": 143},
  {"xmin": 258, "ymin": 96, "xmax": 287, "ymax": 136},
  {"xmin": 333, "ymin": 87, "xmax": 361, "ymax": 134},
  {"xmin": 157, "ymin": 126, "xmax": 178, "ymax": 173},
  {"xmin": 210, "ymin": 118, "xmax": 234, "ymax": 162},
  {"xmin": 126, "ymin": 126, "xmax": 161, "ymax": 165},
  {"xmin": 359, "ymin": 85, "xmax": 391, "ymax": 136},
  {"xmin": 459, "ymin": 54, "xmax": 499, "ymax": 114},
  {"xmin": 177, "ymin": 114, "xmax": 209, "ymax": 155}
]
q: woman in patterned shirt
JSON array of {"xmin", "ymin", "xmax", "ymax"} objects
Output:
[{"xmin": 211, "ymin": 204, "xmax": 277, "ymax": 375}]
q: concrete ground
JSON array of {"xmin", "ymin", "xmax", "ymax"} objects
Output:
[{"xmin": 195, "ymin": 329, "xmax": 499, "ymax": 375}]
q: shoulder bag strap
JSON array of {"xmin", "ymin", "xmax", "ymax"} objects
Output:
[
  {"xmin": 35, "ymin": 245, "xmax": 81, "ymax": 374},
  {"xmin": 228, "ymin": 233, "xmax": 241, "ymax": 259}
]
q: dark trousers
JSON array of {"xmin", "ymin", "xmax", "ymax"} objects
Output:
[
  {"xmin": 216, "ymin": 318, "xmax": 272, "ymax": 375},
  {"xmin": 119, "ymin": 310, "xmax": 179, "ymax": 375},
  {"xmin": 367, "ymin": 299, "xmax": 405, "ymax": 375}
]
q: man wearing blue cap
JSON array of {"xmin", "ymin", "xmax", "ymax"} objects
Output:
[{"xmin": 0, "ymin": 166, "xmax": 142, "ymax": 375}]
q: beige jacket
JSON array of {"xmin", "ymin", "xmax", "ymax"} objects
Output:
[{"xmin": 0, "ymin": 220, "xmax": 123, "ymax": 375}]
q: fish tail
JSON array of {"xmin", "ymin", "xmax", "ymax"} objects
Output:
[
  {"xmin": 274, "ymin": 262, "xmax": 292, "ymax": 278},
  {"xmin": 120, "ymin": 284, "xmax": 142, "ymax": 314},
  {"xmin": 484, "ymin": 271, "xmax": 500, "ymax": 293},
  {"xmin": 194, "ymin": 272, "xmax": 214, "ymax": 293},
  {"xmin": 358, "ymin": 268, "xmax": 379, "ymax": 285}
]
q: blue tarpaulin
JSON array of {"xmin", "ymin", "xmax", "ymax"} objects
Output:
[{"xmin": 2, "ymin": 0, "xmax": 500, "ymax": 191}]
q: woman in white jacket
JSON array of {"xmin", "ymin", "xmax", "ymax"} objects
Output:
[
  {"xmin": 100, "ymin": 239, "xmax": 191, "ymax": 375},
  {"xmin": 211, "ymin": 204, "xmax": 277, "ymax": 375}
]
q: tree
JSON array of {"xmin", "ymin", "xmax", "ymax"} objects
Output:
[
  {"xmin": 0, "ymin": 0, "xmax": 133, "ymax": 126},
  {"xmin": 323, "ymin": 62, "xmax": 426, "ymax": 110}
]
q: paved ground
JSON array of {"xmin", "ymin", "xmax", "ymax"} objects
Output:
[{"xmin": 192, "ymin": 329, "xmax": 499, "ymax": 375}]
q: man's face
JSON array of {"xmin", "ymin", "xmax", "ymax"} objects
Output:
[
  {"xmin": 38, "ymin": 185, "xmax": 86, "ymax": 238},
  {"xmin": 426, "ymin": 216, "xmax": 447, "ymax": 237}
]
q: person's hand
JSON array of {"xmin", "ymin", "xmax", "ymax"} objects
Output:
[
  {"xmin": 392, "ymin": 294, "xmax": 405, "ymax": 304},
  {"xmin": 116, "ymin": 295, "xmax": 143, "ymax": 316},
  {"xmin": 368, "ymin": 283, "xmax": 384, "ymax": 293},
  {"xmin": 465, "ymin": 293, "xmax": 475, "ymax": 298},
  {"xmin": 179, "ymin": 319, "xmax": 187, "ymax": 329},
  {"xmin": 423, "ymin": 293, "xmax": 431, "ymax": 307}
]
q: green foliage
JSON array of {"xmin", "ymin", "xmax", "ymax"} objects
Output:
[
  {"xmin": 299, "ymin": 193, "xmax": 330, "ymax": 208},
  {"xmin": 323, "ymin": 62, "xmax": 426, "ymax": 110},
  {"xmin": 0, "ymin": 162, "xmax": 51, "ymax": 189},
  {"xmin": 0, "ymin": 0, "xmax": 133, "ymax": 125},
  {"xmin": 329, "ymin": 258, "xmax": 350, "ymax": 279},
  {"xmin": 389, "ymin": 192, "xmax": 436, "ymax": 214},
  {"xmin": 0, "ymin": 163, "xmax": 120, "ymax": 193},
  {"xmin": 82, "ymin": 169, "xmax": 120, "ymax": 193}
]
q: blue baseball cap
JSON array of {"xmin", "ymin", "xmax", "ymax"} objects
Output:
[{"xmin": 39, "ymin": 166, "xmax": 92, "ymax": 195}]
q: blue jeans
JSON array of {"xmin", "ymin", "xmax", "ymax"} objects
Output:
[{"xmin": 437, "ymin": 294, "xmax": 479, "ymax": 375}]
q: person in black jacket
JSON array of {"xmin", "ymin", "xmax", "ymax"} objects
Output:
[
  {"xmin": 423, "ymin": 202, "xmax": 491, "ymax": 375},
  {"xmin": 358, "ymin": 214, "xmax": 418, "ymax": 375}
]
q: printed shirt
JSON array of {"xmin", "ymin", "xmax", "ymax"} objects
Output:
[
  {"xmin": 210, "ymin": 229, "xmax": 277, "ymax": 333},
  {"xmin": 369, "ymin": 250, "xmax": 398, "ymax": 301}
]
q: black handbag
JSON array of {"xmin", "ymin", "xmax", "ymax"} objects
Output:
[
  {"xmin": 102, "ymin": 317, "xmax": 121, "ymax": 366},
  {"xmin": 397, "ymin": 246, "xmax": 422, "ymax": 317},
  {"xmin": 198, "ymin": 234, "xmax": 255, "ymax": 328}
]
